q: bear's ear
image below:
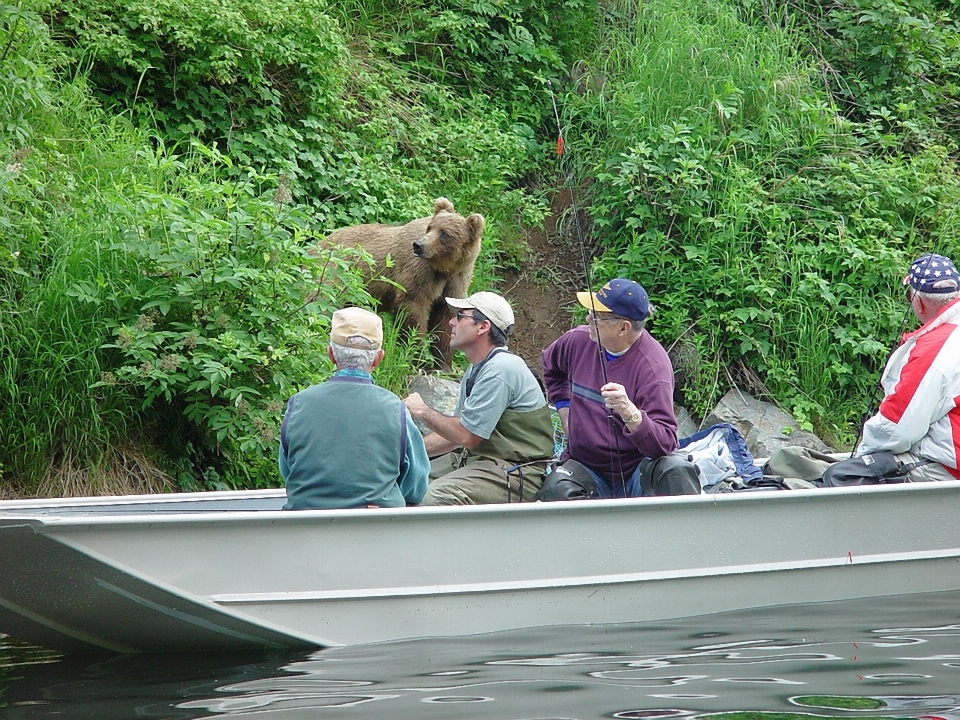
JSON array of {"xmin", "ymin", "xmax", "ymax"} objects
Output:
[
  {"xmin": 433, "ymin": 197, "xmax": 455, "ymax": 215},
  {"xmin": 467, "ymin": 213, "xmax": 485, "ymax": 240}
]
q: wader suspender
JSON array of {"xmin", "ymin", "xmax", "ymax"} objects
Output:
[
  {"xmin": 457, "ymin": 347, "xmax": 507, "ymax": 471},
  {"xmin": 398, "ymin": 402, "xmax": 408, "ymax": 478},
  {"xmin": 465, "ymin": 347, "xmax": 545, "ymax": 398},
  {"xmin": 464, "ymin": 347, "xmax": 507, "ymax": 398}
]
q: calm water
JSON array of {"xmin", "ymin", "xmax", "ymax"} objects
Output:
[{"xmin": 1, "ymin": 590, "xmax": 959, "ymax": 719}]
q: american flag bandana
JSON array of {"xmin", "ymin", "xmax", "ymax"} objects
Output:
[{"xmin": 904, "ymin": 253, "xmax": 960, "ymax": 294}]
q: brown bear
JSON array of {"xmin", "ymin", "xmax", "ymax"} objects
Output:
[{"xmin": 322, "ymin": 198, "xmax": 484, "ymax": 368}]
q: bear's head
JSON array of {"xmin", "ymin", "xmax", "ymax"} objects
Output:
[{"xmin": 412, "ymin": 197, "xmax": 484, "ymax": 274}]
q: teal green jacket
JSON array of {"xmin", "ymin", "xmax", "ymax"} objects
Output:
[{"xmin": 279, "ymin": 369, "xmax": 429, "ymax": 509}]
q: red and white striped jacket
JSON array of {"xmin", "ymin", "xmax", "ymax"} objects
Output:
[{"xmin": 857, "ymin": 298, "xmax": 960, "ymax": 478}]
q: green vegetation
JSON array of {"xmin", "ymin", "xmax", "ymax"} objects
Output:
[
  {"xmin": 563, "ymin": 0, "xmax": 960, "ymax": 438},
  {"xmin": 794, "ymin": 696, "xmax": 886, "ymax": 710},
  {"xmin": 2, "ymin": 0, "xmax": 960, "ymax": 493},
  {"xmin": 0, "ymin": 0, "xmax": 571, "ymax": 493},
  {"xmin": 45, "ymin": 0, "xmax": 555, "ymax": 247}
]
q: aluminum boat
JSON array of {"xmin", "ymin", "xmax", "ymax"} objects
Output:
[{"xmin": 1, "ymin": 482, "xmax": 959, "ymax": 654}]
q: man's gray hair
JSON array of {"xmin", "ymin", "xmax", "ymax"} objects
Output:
[
  {"xmin": 611, "ymin": 304, "xmax": 655, "ymax": 332},
  {"xmin": 915, "ymin": 289, "xmax": 960, "ymax": 310},
  {"xmin": 331, "ymin": 337, "xmax": 380, "ymax": 370}
]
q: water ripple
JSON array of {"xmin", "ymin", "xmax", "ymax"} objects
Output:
[{"xmin": 0, "ymin": 590, "xmax": 959, "ymax": 719}]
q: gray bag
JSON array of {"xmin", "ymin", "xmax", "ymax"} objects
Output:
[{"xmin": 763, "ymin": 446, "xmax": 838, "ymax": 482}]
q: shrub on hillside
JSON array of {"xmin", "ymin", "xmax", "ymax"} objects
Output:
[
  {"xmin": 47, "ymin": 0, "xmax": 552, "ymax": 239},
  {"xmin": 778, "ymin": 0, "xmax": 960, "ymax": 146},
  {"xmin": 99, "ymin": 149, "xmax": 377, "ymax": 488},
  {"xmin": 1, "ymin": 1, "xmax": 379, "ymax": 491}
]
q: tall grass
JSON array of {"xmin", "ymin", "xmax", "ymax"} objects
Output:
[
  {"xmin": 1, "ymin": 10, "xmax": 159, "ymax": 493},
  {"xmin": 372, "ymin": 314, "xmax": 434, "ymax": 396}
]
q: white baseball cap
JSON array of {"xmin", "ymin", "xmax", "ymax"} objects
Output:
[{"xmin": 446, "ymin": 291, "xmax": 515, "ymax": 335}]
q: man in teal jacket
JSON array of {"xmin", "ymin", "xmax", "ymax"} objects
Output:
[{"xmin": 280, "ymin": 307, "xmax": 430, "ymax": 509}]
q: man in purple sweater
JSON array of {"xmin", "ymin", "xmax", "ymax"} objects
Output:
[{"xmin": 542, "ymin": 279, "xmax": 700, "ymax": 497}]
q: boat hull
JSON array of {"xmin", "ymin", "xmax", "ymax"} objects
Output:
[{"xmin": 1, "ymin": 482, "xmax": 959, "ymax": 653}]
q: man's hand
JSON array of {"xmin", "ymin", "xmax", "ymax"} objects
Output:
[
  {"xmin": 600, "ymin": 382, "xmax": 642, "ymax": 429},
  {"xmin": 403, "ymin": 392, "xmax": 429, "ymax": 420},
  {"xmin": 403, "ymin": 391, "xmax": 483, "ymax": 450}
]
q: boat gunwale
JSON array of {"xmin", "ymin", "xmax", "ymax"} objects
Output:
[{"xmin": 2, "ymin": 479, "xmax": 960, "ymax": 529}]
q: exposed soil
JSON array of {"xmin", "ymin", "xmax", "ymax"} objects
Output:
[
  {"xmin": 499, "ymin": 190, "xmax": 705, "ymax": 415},
  {"xmin": 499, "ymin": 189, "xmax": 593, "ymax": 368},
  {"xmin": 504, "ymin": 248, "xmax": 746, "ymax": 424}
]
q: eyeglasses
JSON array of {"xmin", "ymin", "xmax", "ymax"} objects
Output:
[
  {"xmin": 588, "ymin": 310, "xmax": 623, "ymax": 323},
  {"xmin": 455, "ymin": 310, "xmax": 480, "ymax": 323}
]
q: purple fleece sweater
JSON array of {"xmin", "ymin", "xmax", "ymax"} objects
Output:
[{"xmin": 541, "ymin": 325, "xmax": 679, "ymax": 483}]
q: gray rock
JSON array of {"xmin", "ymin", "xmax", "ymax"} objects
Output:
[
  {"xmin": 703, "ymin": 389, "xmax": 835, "ymax": 458},
  {"xmin": 407, "ymin": 375, "xmax": 461, "ymax": 435},
  {"xmin": 674, "ymin": 404, "xmax": 700, "ymax": 440}
]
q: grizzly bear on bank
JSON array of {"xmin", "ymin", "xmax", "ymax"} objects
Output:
[{"xmin": 324, "ymin": 198, "xmax": 484, "ymax": 368}]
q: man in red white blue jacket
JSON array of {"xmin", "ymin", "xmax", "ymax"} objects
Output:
[{"xmin": 856, "ymin": 253, "xmax": 960, "ymax": 481}]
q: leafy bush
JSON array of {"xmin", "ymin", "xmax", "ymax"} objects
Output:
[
  {"xmin": 98, "ymin": 148, "xmax": 379, "ymax": 488},
  {"xmin": 50, "ymin": 0, "xmax": 550, "ymax": 212},
  {"xmin": 1, "ymin": 0, "xmax": 163, "ymax": 493},
  {"xmin": 2, "ymin": 1, "xmax": 380, "ymax": 492},
  {"xmin": 51, "ymin": 0, "xmax": 347, "ymax": 138},
  {"xmin": 332, "ymin": 0, "xmax": 595, "ymax": 125},
  {"xmin": 778, "ymin": 0, "xmax": 960, "ymax": 145}
]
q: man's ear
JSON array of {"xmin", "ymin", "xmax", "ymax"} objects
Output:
[
  {"xmin": 327, "ymin": 345, "xmax": 336, "ymax": 363},
  {"xmin": 371, "ymin": 349, "xmax": 386, "ymax": 369}
]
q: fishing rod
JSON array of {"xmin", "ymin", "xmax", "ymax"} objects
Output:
[
  {"xmin": 547, "ymin": 80, "xmax": 630, "ymax": 494},
  {"xmin": 849, "ymin": 310, "xmax": 911, "ymax": 456},
  {"xmin": 849, "ymin": 250, "xmax": 936, "ymax": 455}
]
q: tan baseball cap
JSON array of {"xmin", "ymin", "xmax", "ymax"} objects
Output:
[
  {"xmin": 446, "ymin": 291, "xmax": 515, "ymax": 335},
  {"xmin": 330, "ymin": 307, "xmax": 383, "ymax": 350}
]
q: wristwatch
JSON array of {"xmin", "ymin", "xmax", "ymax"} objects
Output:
[{"xmin": 625, "ymin": 409, "xmax": 641, "ymax": 426}]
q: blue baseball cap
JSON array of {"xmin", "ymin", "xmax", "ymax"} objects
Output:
[
  {"xmin": 904, "ymin": 253, "xmax": 960, "ymax": 294},
  {"xmin": 577, "ymin": 279, "xmax": 650, "ymax": 320}
]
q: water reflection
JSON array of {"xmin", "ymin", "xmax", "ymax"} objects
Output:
[{"xmin": 0, "ymin": 590, "xmax": 958, "ymax": 719}]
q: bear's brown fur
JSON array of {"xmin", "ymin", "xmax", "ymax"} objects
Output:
[{"xmin": 322, "ymin": 198, "xmax": 484, "ymax": 368}]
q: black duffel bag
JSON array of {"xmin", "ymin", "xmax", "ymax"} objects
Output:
[
  {"xmin": 821, "ymin": 451, "xmax": 911, "ymax": 487},
  {"xmin": 537, "ymin": 459, "xmax": 597, "ymax": 501}
]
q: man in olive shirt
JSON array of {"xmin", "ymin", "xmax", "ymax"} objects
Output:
[{"xmin": 404, "ymin": 292, "xmax": 555, "ymax": 504}]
